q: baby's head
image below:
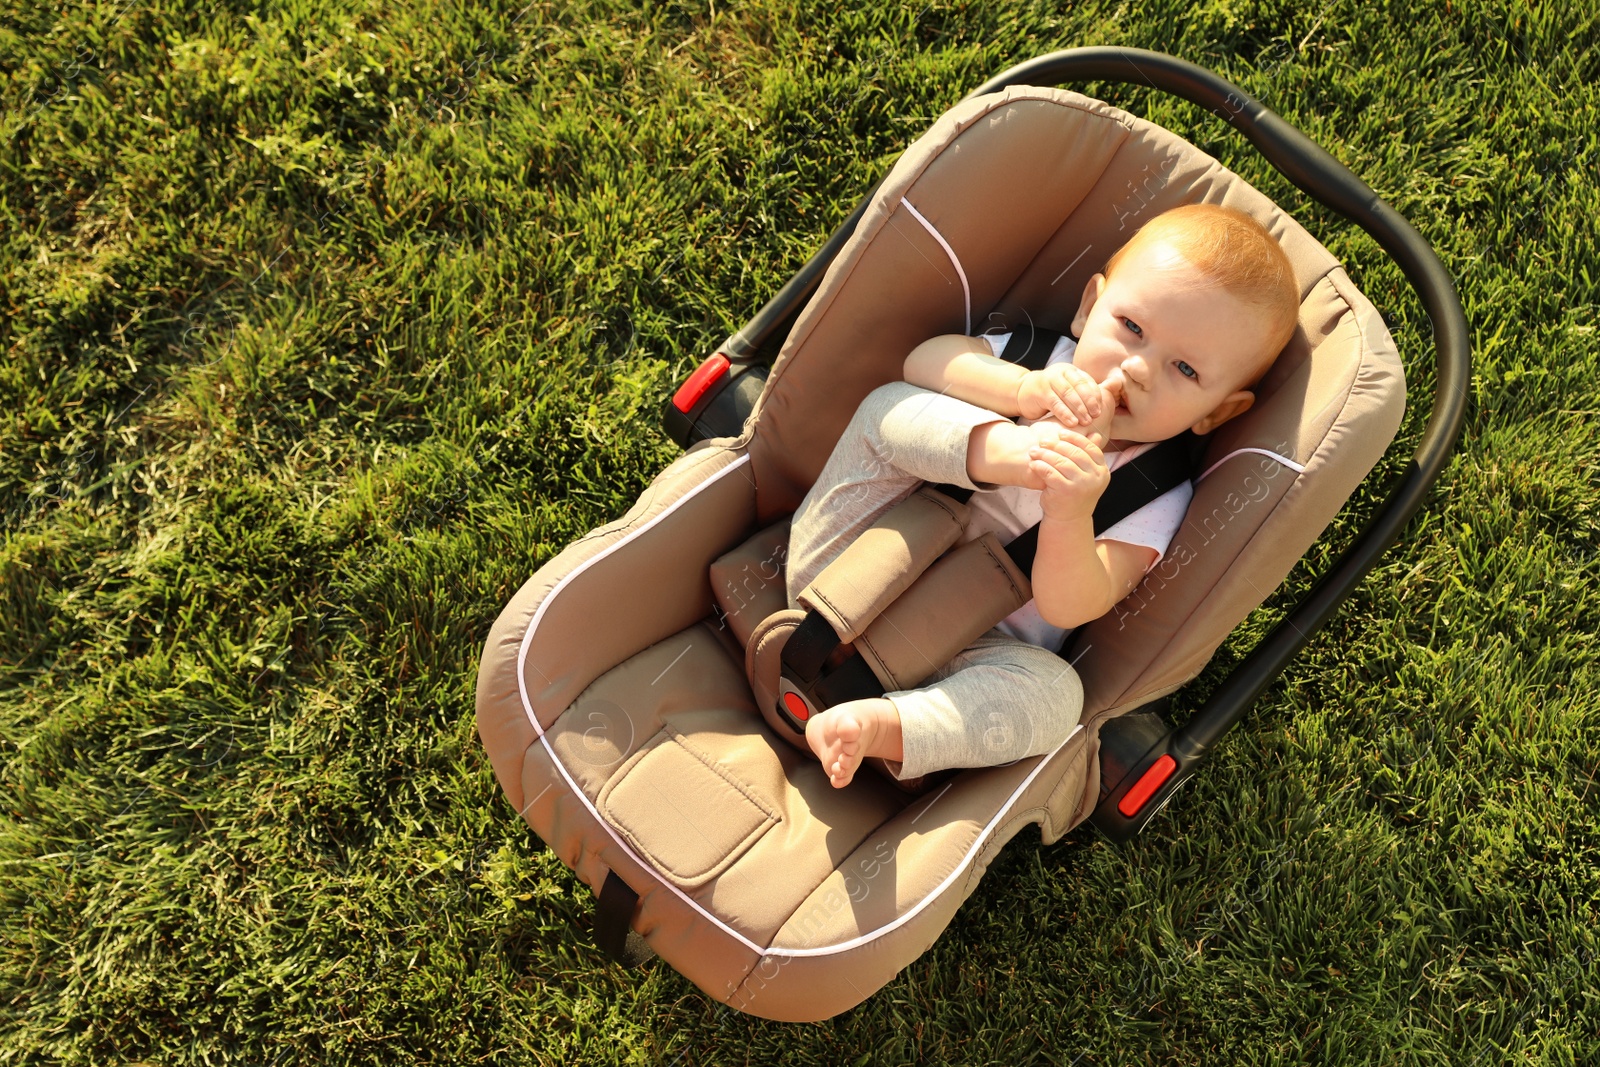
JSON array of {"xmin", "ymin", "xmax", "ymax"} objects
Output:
[{"xmin": 1069, "ymin": 203, "xmax": 1299, "ymax": 443}]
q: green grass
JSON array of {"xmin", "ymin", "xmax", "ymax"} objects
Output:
[{"xmin": 2, "ymin": 0, "xmax": 1597, "ymax": 1063}]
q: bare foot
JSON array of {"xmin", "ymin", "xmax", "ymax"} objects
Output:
[
  {"xmin": 967, "ymin": 419, "xmax": 1067, "ymax": 489},
  {"xmin": 804, "ymin": 698, "xmax": 904, "ymax": 788}
]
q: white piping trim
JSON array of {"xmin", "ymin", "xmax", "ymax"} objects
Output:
[
  {"xmin": 516, "ymin": 452, "xmax": 753, "ymax": 735},
  {"xmin": 513, "ymin": 449, "xmax": 1081, "ymax": 959},
  {"xmin": 900, "ymin": 197, "xmax": 971, "ymax": 335},
  {"xmin": 516, "ymin": 453, "xmax": 766, "ymax": 956},
  {"xmin": 1197, "ymin": 447, "xmax": 1305, "ymax": 483}
]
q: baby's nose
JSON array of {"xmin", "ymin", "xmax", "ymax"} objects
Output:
[{"xmin": 1120, "ymin": 353, "xmax": 1150, "ymax": 386}]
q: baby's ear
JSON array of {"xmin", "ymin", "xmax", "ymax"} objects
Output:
[
  {"xmin": 1070, "ymin": 273, "xmax": 1106, "ymax": 337},
  {"xmin": 1190, "ymin": 390, "xmax": 1255, "ymax": 436}
]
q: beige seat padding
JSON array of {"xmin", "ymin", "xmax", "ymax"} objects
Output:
[
  {"xmin": 744, "ymin": 607, "xmax": 810, "ymax": 747},
  {"xmin": 477, "ymin": 85, "xmax": 1405, "ymax": 1021},
  {"xmin": 598, "ymin": 722, "xmax": 783, "ymax": 890},
  {"xmin": 709, "ymin": 515, "xmax": 791, "ymax": 652},
  {"xmin": 530, "ymin": 612, "xmax": 1092, "ymax": 1020},
  {"xmin": 797, "ymin": 487, "xmax": 969, "ymax": 643},
  {"xmin": 549, "ymin": 627, "xmax": 909, "ymax": 937}
]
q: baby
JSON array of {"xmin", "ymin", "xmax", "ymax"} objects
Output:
[{"xmin": 785, "ymin": 203, "xmax": 1300, "ymax": 788}]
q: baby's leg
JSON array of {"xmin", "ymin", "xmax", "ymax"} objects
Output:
[
  {"xmin": 884, "ymin": 629, "xmax": 1084, "ymax": 781},
  {"xmin": 801, "ymin": 630, "xmax": 1083, "ymax": 787},
  {"xmin": 785, "ymin": 381, "xmax": 1011, "ymax": 604}
]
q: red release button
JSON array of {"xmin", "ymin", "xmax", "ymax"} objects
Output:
[
  {"xmin": 1117, "ymin": 754, "xmax": 1177, "ymax": 817},
  {"xmin": 781, "ymin": 692, "xmax": 811, "ymax": 723},
  {"xmin": 671, "ymin": 353, "xmax": 731, "ymax": 413}
]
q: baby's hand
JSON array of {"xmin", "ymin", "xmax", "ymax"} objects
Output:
[
  {"xmin": 1029, "ymin": 429, "xmax": 1111, "ymax": 522},
  {"xmin": 1016, "ymin": 364, "xmax": 1103, "ymax": 429}
]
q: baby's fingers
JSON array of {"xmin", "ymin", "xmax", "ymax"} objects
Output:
[
  {"xmin": 1028, "ymin": 455, "xmax": 1074, "ymax": 492},
  {"xmin": 1050, "ymin": 398, "xmax": 1082, "ymax": 426},
  {"xmin": 1073, "ymin": 375, "xmax": 1103, "ymax": 420},
  {"xmin": 1031, "ymin": 443, "xmax": 1095, "ymax": 483},
  {"xmin": 1041, "ymin": 429, "xmax": 1105, "ymax": 470},
  {"xmin": 1050, "ymin": 381, "xmax": 1091, "ymax": 426}
]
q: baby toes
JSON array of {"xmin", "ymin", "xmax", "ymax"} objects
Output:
[{"xmin": 830, "ymin": 712, "xmax": 865, "ymax": 787}]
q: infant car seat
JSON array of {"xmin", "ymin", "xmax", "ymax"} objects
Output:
[{"xmin": 475, "ymin": 49, "xmax": 1469, "ymax": 1022}]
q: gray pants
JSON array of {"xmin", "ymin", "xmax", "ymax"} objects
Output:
[{"xmin": 786, "ymin": 382, "xmax": 1084, "ymax": 780}]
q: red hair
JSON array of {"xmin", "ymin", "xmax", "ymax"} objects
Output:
[{"xmin": 1106, "ymin": 204, "xmax": 1300, "ymax": 360}]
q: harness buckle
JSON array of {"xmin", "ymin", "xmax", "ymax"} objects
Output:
[{"xmin": 777, "ymin": 612, "xmax": 886, "ymax": 732}]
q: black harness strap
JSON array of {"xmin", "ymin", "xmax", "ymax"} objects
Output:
[
  {"xmin": 997, "ymin": 324, "xmax": 1064, "ymax": 372},
  {"xmin": 814, "ymin": 653, "xmax": 886, "ymax": 704},
  {"xmin": 782, "ymin": 612, "xmax": 887, "ymax": 704},
  {"xmin": 1003, "ymin": 432, "xmax": 1199, "ymax": 572},
  {"xmin": 783, "ymin": 611, "xmax": 842, "ymax": 683}
]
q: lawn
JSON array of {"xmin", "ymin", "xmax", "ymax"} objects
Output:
[{"xmin": 1, "ymin": 0, "xmax": 1596, "ymax": 1063}]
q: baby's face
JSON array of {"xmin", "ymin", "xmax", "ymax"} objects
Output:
[{"xmin": 1069, "ymin": 238, "xmax": 1281, "ymax": 443}]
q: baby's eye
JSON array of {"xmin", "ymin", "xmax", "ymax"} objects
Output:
[
  {"xmin": 1176, "ymin": 360, "xmax": 1198, "ymax": 380},
  {"xmin": 1121, "ymin": 317, "xmax": 1143, "ymax": 337}
]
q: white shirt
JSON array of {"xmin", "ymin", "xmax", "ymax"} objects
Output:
[{"xmin": 970, "ymin": 332, "xmax": 1194, "ymax": 649}]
